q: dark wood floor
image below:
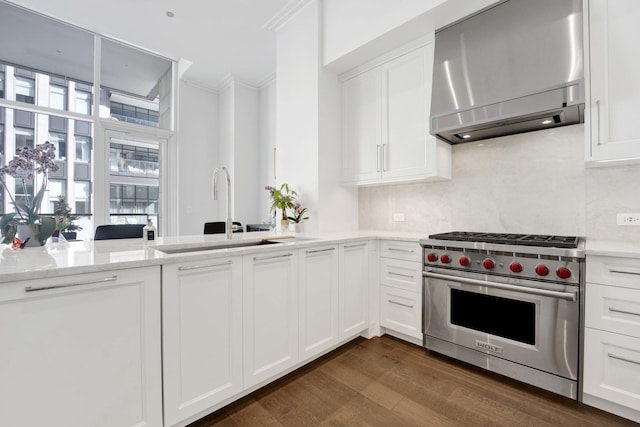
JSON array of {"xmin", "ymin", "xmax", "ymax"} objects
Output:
[{"xmin": 189, "ymin": 335, "xmax": 638, "ymax": 427}]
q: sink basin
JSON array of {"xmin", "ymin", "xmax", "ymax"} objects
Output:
[{"xmin": 154, "ymin": 239, "xmax": 282, "ymax": 254}]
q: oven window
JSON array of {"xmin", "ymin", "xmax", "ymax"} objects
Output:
[{"xmin": 450, "ymin": 289, "xmax": 536, "ymax": 345}]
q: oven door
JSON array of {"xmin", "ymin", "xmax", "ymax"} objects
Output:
[{"xmin": 423, "ymin": 268, "xmax": 579, "ymax": 380}]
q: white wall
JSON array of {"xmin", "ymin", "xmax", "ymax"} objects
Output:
[
  {"xmin": 177, "ymin": 79, "xmax": 219, "ymax": 236},
  {"xmin": 259, "ymin": 78, "xmax": 277, "ymax": 224}
]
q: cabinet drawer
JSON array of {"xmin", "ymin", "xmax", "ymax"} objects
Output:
[
  {"xmin": 380, "ymin": 285, "xmax": 422, "ymax": 339},
  {"xmin": 380, "ymin": 257, "xmax": 421, "ymax": 292},
  {"xmin": 587, "ymin": 256, "xmax": 640, "ymax": 290},
  {"xmin": 586, "ymin": 283, "xmax": 640, "ymax": 338},
  {"xmin": 380, "ymin": 240, "xmax": 422, "ymax": 262},
  {"xmin": 584, "ymin": 328, "xmax": 640, "ymax": 411}
]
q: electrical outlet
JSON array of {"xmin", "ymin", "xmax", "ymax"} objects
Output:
[
  {"xmin": 617, "ymin": 213, "xmax": 640, "ymax": 226},
  {"xmin": 393, "ymin": 213, "xmax": 405, "ymax": 222}
]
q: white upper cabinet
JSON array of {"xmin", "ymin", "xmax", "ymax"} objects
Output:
[
  {"xmin": 341, "ymin": 38, "xmax": 451, "ymax": 185},
  {"xmin": 586, "ymin": 0, "xmax": 640, "ymax": 163}
]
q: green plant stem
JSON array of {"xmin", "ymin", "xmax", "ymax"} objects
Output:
[{"xmin": 0, "ymin": 176, "xmax": 25, "ymax": 221}]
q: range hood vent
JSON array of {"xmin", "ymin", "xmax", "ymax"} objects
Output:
[{"xmin": 430, "ymin": 0, "xmax": 584, "ymax": 144}]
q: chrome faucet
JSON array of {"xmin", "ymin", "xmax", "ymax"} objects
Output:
[{"xmin": 212, "ymin": 165, "xmax": 233, "ymax": 239}]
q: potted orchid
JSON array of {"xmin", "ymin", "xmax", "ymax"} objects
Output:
[
  {"xmin": 0, "ymin": 142, "xmax": 58, "ymax": 247},
  {"xmin": 265, "ymin": 184, "xmax": 297, "ymax": 228},
  {"xmin": 288, "ymin": 202, "xmax": 309, "ymax": 232}
]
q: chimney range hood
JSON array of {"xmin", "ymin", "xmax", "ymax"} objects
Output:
[{"xmin": 430, "ymin": 0, "xmax": 584, "ymax": 144}]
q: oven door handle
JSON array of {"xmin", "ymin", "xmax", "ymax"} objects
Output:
[{"xmin": 423, "ymin": 271, "xmax": 577, "ymax": 302}]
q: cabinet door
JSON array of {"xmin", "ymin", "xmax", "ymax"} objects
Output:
[
  {"xmin": 299, "ymin": 245, "xmax": 340, "ymax": 362},
  {"xmin": 381, "ymin": 45, "xmax": 436, "ymax": 179},
  {"xmin": 588, "ymin": 0, "xmax": 640, "ymax": 161},
  {"xmin": 0, "ymin": 267, "xmax": 162, "ymax": 427},
  {"xmin": 339, "ymin": 242, "xmax": 370, "ymax": 340},
  {"xmin": 342, "ymin": 67, "xmax": 382, "ymax": 183},
  {"xmin": 380, "ymin": 257, "xmax": 422, "ymax": 293},
  {"xmin": 162, "ymin": 257, "xmax": 242, "ymax": 426},
  {"xmin": 584, "ymin": 328, "xmax": 640, "ymax": 411},
  {"xmin": 380, "ymin": 285, "xmax": 422, "ymax": 339},
  {"xmin": 243, "ymin": 250, "xmax": 299, "ymax": 388}
]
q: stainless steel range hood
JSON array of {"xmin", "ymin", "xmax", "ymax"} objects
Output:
[{"xmin": 430, "ymin": 0, "xmax": 584, "ymax": 144}]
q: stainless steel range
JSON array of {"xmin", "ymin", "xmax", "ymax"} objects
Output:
[{"xmin": 420, "ymin": 232, "xmax": 585, "ymax": 399}]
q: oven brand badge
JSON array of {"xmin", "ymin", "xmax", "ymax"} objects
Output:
[{"xmin": 475, "ymin": 340, "xmax": 503, "ymax": 354}]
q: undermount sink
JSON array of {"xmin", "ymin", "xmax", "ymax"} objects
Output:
[{"xmin": 154, "ymin": 239, "xmax": 282, "ymax": 254}]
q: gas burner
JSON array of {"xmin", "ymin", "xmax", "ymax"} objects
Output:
[{"xmin": 428, "ymin": 231, "xmax": 580, "ymax": 249}]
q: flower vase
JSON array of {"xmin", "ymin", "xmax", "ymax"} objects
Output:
[
  {"xmin": 293, "ymin": 223, "xmax": 304, "ymax": 233},
  {"xmin": 17, "ymin": 224, "xmax": 44, "ymax": 247},
  {"xmin": 280, "ymin": 219, "xmax": 290, "ymax": 231}
]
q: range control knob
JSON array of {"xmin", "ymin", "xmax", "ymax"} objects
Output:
[
  {"xmin": 427, "ymin": 253, "xmax": 438, "ymax": 262},
  {"xmin": 556, "ymin": 267, "xmax": 572, "ymax": 279},
  {"xmin": 459, "ymin": 256, "xmax": 471, "ymax": 267},
  {"xmin": 482, "ymin": 259, "xmax": 495, "ymax": 270},
  {"xmin": 509, "ymin": 262, "xmax": 523, "ymax": 273},
  {"xmin": 440, "ymin": 254, "xmax": 452, "ymax": 264},
  {"xmin": 535, "ymin": 264, "xmax": 550, "ymax": 277}
]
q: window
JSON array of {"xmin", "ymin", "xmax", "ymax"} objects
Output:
[
  {"xmin": 49, "ymin": 85, "xmax": 67, "ymax": 110},
  {"xmin": 0, "ymin": 123, "xmax": 4, "ymax": 156},
  {"xmin": 0, "ymin": 71, "xmax": 4, "ymax": 98},
  {"xmin": 109, "ymin": 101, "xmax": 159, "ymax": 128},
  {"xmin": 15, "ymin": 76, "xmax": 35, "ymax": 104},
  {"xmin": 14, "ymin": 176, "xmax": 34, "ymax": 208},
  {"xmin": 74, "ymin": 181, "xmax": 90, "ymax": 214},
  {"xmin": 75, "ymin": 90, "xmax": 91, "ymax": 115},
  {"xmin": 15, "ymin": 127, "xmax": 34, "ymax": 149},
  {"xmin": 48, "ymin": 179, "xmax": 66, "ymax": 213},
  {"xmin": 75, "ymin": 135, "xmax": 91, "ymax": 162},
  {"xmin": 49, "ymin": 132, "xmax": 67, "ymax": 160}
]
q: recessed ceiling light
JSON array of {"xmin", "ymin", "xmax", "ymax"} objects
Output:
[
  {"xmin": 541, "ymin": 119, "xmax": 553, "ymax": 125},
  {"xmin": 462, "ymin": 134, "xmax": 471, "ymax": 139},
  {"xmin": 166, "ymin": 11, "xmax": 175, "ymax": 18}
]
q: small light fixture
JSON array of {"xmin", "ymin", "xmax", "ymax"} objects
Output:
[
  {"xmin": 462, "ymin": 134, "xmax": 471, "ymax": 139},
  {"xmin": 541, "ymin": 119, "xmax": 553, "ymax": 125},
  {"xmin": 166, "ymin": 11, "xmax": 175, "ymax": 18}
]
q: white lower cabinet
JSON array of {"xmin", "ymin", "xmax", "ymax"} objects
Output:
[
  {"xmin": 162, "ymin": 257, "xmax": 243, "ymax": 427},
  {"xmin": 243, "ymin": 249, "xmax": 299, "ymax": 388},
  {"xmin": 380, "ymin": 285, "xmax": 422, "ymax": 339},
  {"xmin": 339, "ymin": 242, "xmax": 370, "ymax": 340},
  {"xmin": 299, "ymin": 245, "xmax": 340, "ymax": 362},
  {"xmin": 0, "ymin": 267, "xmax": 162, "ymax": 427}
]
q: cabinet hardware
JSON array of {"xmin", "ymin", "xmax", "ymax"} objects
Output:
[
  {"xmin": 388, "ymin": 299, "xmax": 414, "ymax": 309},
  {"xmin": 382, "ymin": 144, "xmax": 388, "ymax": 171},
  {"xmin": 376, "ymin": 145, "xmax": 381, "ymax": 172},
  {"xmin": 25, "ymin": 275, "xmax": 118, "ymax": 293},
  {"xmin": 253, "ymin": 253, "xmax": 293, "ymax": 261},
  {"xmin": 388, "ymin": 271, "xmax": 414, "ymax": 279},
  {"xmin": 179, "ymin": 260, "xmax": 233, "ymax": 271},
  {"xmin": 609, "ymin": 268, "xmax": 640, "ymax": 276},
  {"xmin": 608, "ymin": 352, "xmax": 640, "ymax": 366},
  {"xmin": 608, "ymin": 307, "xmax": 640, "ymax": 317},
  {"xmin": 344, "ymin": 243, "xmax": 367, "ymax": 249},
  {"xmin": 273, "ymin": 147, "xmax": 277, "ymax": 180},
  {"xmin": 596, "ymin": 100, "xmax": 601, "ymax": 146},
  {"xmin": 306, "ymin": 248, "xmax": 336, "ymax": 254},
  {"xmin": 423, "ymin": 271, "xmax": 577, "ymax": 301},
  {"xmin": 388, "ymin": 247, "xmax": 414, "ymax": 253}
]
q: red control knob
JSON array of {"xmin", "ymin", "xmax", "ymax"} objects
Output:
[
  {"xmin": 427, "ymin": 253, "xmax": 438, "ymax": 262},
  {"xmin": 556, "ymin": 267, "xmax": 572, "ymax": 279},
  {"xmin": 482, "ymin": 259, "xmax": 495, "ymax": 270},
  {"xmin": 509, "ymin": 262, "xmax": 523, "ymax": 273},
  {"xmin": 535, "ymin": 264, "xmax": 550, "ymax": 276},
  {"xmin": 459, "ymin": 256, "xmax": 471, "ymax": 267},
  {"xmin": 440, "ymin": 254, "xmax": 452, "ymax": 264}
]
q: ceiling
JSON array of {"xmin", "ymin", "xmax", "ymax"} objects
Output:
[{"xmin": 7, "ymin": 0, "xmax": 293, "ymax": 91}]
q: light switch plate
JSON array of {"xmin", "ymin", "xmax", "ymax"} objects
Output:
[
  {"xmin": 617, "ymin": 213, "xmax": 640, "ymax": 226},
  {"xmin": 393, "ymin": 213, "xmax": 405, "ymax": 222}
]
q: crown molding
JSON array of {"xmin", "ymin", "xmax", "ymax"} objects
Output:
[
  {"xmin": 263, "ymin": 0, "xmax": 315, "ymax": 32},
  {"xmin": 257, "ymin": 72, "xmax": 276, "ymax": 89},
  {"xmin": 216, "ymin": 74, "xmax": 259, "ymax": 92},
  {"xmin": 179, "ymin": 77, "xmax": 218, "ymax": 94}
]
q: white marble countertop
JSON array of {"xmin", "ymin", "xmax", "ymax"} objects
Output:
[
  {"xmin": 0, "ymin": 230, "xmax": 426, "ymax": 283},
  {"xmin": 585, "ymin": 240, "xmax": 640, "ymax": 259}
]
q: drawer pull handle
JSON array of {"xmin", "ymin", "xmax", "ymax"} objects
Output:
[
  {"xmin": 25, "ymin": 275, "xmax": 118, "ymax": 293},
  {"xmin": 609, "ymin": 268, "xmax": 640, "ymax": 277},
  {"xmin": 253, "ymin": 253, "xmax": 293, "ymax": 261},
  {"xmin": 344, "ymin": 243, "xmax": 367, "ymax": 249},
  {"xmin": 388, "ymin": 271, "xmax": 414, "ymax": 279},
  {"xmin": 388, "ymin": 299, "xmax": 414, "ymax": 309},
  {"xmin": 608, "ymin": 353, "xmax": 640, "ymax": 366},
  {"xmin": 306, "ymin": 248, "xmax": 336, "ymax": 254},
  {"xmin": 388, "ymin": 248, "xmax": 414, "ymax": 253},
  {"xmin": 179, "ymin": 260, "xmax": 233, "ymax": 271},
  {"xmin": 608, "ymin": 307, "xmax": 640, "ymax": 317}
]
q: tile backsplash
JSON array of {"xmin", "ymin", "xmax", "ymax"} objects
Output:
[{"xmin": 359, "ymin": 124, "xmax": 640, "ymax": 242}]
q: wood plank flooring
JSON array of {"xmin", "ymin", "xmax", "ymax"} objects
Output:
[{"xmin": 188, "ymin": 335, "xmax": 638, "ymax": 427}]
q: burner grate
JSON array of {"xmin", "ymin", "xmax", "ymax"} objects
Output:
[{"xmin": 428, "ymin": 231, "xmax": 580, "ymax": 249}]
